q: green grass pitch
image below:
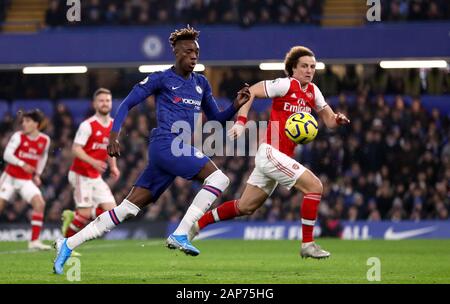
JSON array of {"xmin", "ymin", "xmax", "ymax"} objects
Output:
[{"xmin": 1, "ymin": 239, "xmax": 449, "ymax": 283}]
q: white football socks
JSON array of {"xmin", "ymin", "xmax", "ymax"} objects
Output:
[
  {"xmin": 66, "ymin": 199, "xmax": 140, "ymax": 249},
  {"xmin": 173, "ymin": 170, "xmax": 229, "ymax": 236}
]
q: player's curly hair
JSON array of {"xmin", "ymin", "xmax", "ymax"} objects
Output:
[
  {"xmin": 169, "ymin": 25, "xmax": 200, "ymax": 48},
  {"xmin": 284, "ymin": 46, "xmax": 315, "ymax": 77}
]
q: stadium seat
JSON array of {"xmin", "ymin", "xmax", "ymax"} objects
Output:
[
  {"xmin": 112, "ymin": 99, "xmax": 122, "ymax": 116},
  {"xmin": 59, "ymin": 99, "xmax": 92, "ymax": 125},
  {"xmin": 0, "ymin": 100, "xmax": 9, "ymax": 119},
  {"xmin": 11, "ymin": 99, "xmax": 54, "ymax": 117},
  {"xmin": 421, "ymin": 95, "xmax": 450, "ymax": 115}
]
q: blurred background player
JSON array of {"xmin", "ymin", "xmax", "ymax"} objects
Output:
[
  {"xmin": 61, "ymin": 88, "xmax": 120, "ymax": 240},
  {"xmin": 191, "ymin": 46, "xmax": 350, "ymax": 258},
  {"xmin": 53, "ymin": 26, "xmax": 250, "ymax": 274},
  {"xmin": 0, "ymin": 110, "xmax": 51, "ymax": 250}
]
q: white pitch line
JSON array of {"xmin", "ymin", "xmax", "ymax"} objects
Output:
[{"xmin": 0, "ymin": 240, "xmax": 163, "ymax": 255}]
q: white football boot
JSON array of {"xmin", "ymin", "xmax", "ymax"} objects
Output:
[
  {"xmin": 300, "ymin": 242, "xmax": 331, "ymax": 259},
  {"xmin": 28, "ymin": 240, "xmax": 52, "ymax": 251}
]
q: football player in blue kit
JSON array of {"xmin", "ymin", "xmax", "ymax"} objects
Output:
[{"xmin": 53, "ymin": 26, "xmax": 250, "ymax": 274}]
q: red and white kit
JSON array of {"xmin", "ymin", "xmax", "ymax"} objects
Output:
[
  {"xmin": 0, "ymin": 131, "xmax": 50, "ymax": 202},
  {"xmin": 68, "ymin": 116, "xmax": 115, "ymax": 208},
  {"xmin": 247, "ymin": 77, "xmax": 328, "ymax": 194}
]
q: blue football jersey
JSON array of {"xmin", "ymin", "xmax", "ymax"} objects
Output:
[{"xmin": 112, "ymin": 66, "xmax": 237, "ymax": 141}]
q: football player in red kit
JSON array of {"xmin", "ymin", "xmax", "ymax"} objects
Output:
[
  {"xmin": 0, "ymin": 109, "xmax": 51, "ymax": 250},
  {"xmin": 61, "ymin": 88, "xmax": 120, "ymax": 240},
  {"xmin": 192, "ymin": 46, "xmax": 350, "ymax": 259}
]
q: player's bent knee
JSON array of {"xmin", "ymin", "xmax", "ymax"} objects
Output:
[
  {"xmin": 205, "ymin": 170, "xmax": 230, "ymax": 191},
  {"xmin": 313, "ymin": 178, "xmax": 324, "ymax": 194}
]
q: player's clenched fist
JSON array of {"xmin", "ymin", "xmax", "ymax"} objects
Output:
[
  {"xmin": 335, "ymin": 112, "xmax": 350, "ymax": 125},
  {"xmin": 233, "ymin": 83, "xmax": 251, "ymax": 110},
  {"xmin": 107, "ymin": 140, "xmax": 120, "ymax": 157},
  {"xmin": 107, "ymin": 131, "xmax": 121, "ymax": 157}
]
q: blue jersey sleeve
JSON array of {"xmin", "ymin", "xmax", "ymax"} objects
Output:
[
  {"xmin": 112, "ymin": 73, "xmax": 162, "ymax": 132},
  {"xmin": 201, "ymin": 77, "xmax": 237, "ymax": 126}
]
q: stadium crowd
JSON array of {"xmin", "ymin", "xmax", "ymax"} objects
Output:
[
  {"xmin": 0, "ymin": 0, "xmax": 10, "ymax": 23},
  {"xmin": 42, "ymin": 0, "xmax": 450, "ymax": 28},
  {"xmin": 44, "ymin": 0, "xmax": 323, "ymax": 27},
  {"xmin": 0, "ymin": 66, "xmax": 449, "ymax": 226},
  {"xmin": 381, "ymin": 0, "xmax": 450, "ymax": 22}
]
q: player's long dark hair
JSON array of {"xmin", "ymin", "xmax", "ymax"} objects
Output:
[
  {"xmin": 169, "ymin": 25, "xmax": 200, "ymax": 48},
  {"xmin": 284, "ymin": 46, "xmax": 315, "ymax": 77}
]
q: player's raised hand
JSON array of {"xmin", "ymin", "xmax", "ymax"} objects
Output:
[
  {"xmin": 22, "ymin": 164, "xmax": 35, "ymax": 174},
  {"xmin": 92, "ymin": 160, "xmax": 107, "ymax": 173},
  {"xmin": 335, "ymin": 112, "xmax": 350, "ymax": 125},
  {"xmin": 233, "ymin": 83, "xmax": 251, "ymax": 110},
  {"xmin": 107, "ymin": 131, "xmax": 121, "ymax": 157}
]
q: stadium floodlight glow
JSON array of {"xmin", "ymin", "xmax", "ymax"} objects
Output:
[
  {"xmin": 259, "ymin": 62, "xmax": 325, "ymax": 70},
  {"xmin": 22, "ymin": 66, "xmax": 88, "ymax": 74},
  {"xmin": 379, "ymin": 60, "xmax": 448, "ymax": 69},
  {"xmin": 194, "ymin": 64, "xmax": 205, "ymax": 72},
  {"xmin": 139, "ymin": 64, "xmax": 205, "ymax": 73}
]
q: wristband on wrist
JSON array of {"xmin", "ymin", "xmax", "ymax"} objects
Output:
[{"xmin": 236, "ymin": 115, "xmax": 248, "ymax": 125}]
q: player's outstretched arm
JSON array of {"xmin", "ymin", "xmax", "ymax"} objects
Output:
[
  {"xmin": 201, "ymin": 84, "xmax": 250, "ymax": 126},
  {"xmin": 228, "ymin": 81, "xmax": 267, "ymax": 139},
  {"xmin": 317, "ymin": 106, "xmax": 350, "ymax": 129},
  {"xmin": 107, "ymin": 83, "xmax": 154, "ymax": 157}
]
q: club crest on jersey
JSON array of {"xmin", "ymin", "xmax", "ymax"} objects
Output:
[
  {"xmin": 195, "ymin": 85, "xmax": 203, "ymax": 94},
  {"xmin": 96, "ymin": 130, "xmax": 102, "ymax": 136},
  {"xmin": 38, "ymin": 143, "xmax": 44, "ymax": 149},
  {"xmin": 306, "ymin": 92, "xmax": 313, "ymax": 99},
  {"xmin": 24, "ymin": 141, "xmax": 29, "ymax": 147}
]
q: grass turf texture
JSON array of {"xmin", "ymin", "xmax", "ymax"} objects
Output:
[{"xmin": 0, "ymin": 239, "xmax": 449, "ymax": 283}]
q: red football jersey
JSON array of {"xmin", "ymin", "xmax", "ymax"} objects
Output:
[
  {"xmin": 70, "ymin": 116, "xmax": 113, "ymax": 178},
  {"xmin": 263, "ymin": 77, "xmax": 327, "ymax": 157},
  {"xmin": 5, "ymin": 132, "xmax": 50, "ymax": 180}
]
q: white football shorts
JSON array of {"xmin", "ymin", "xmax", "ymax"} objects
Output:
[
  {"xmin": 68, "ymin": 171, "xmax": 115, "ymax": 208},
  {"xmin": 0, "ymin": 172, "xmax": 42, "ymax": 203},
  {"xmin": 247, "ymin": 143, "xmax": 306, "ymax": 195}
]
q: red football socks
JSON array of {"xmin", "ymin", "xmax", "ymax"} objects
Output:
[
  {"xmin": 301, "ymin": 193, "xmax": 321, "ymax": 243},
  {"xmin": 198, "ymin": 200, "xmax": 241, "ymax": 229}
]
